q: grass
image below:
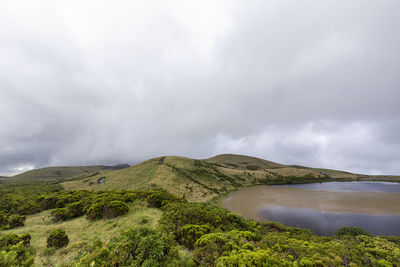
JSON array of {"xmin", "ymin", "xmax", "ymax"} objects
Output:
[{"xmin": 0, "ymin": 200, "xmax": 162, "ymax": 266}]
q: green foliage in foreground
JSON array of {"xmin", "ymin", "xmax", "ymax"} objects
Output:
[
  {"xmin": 1, "ymin": 185, "xmax": 400, "ymax": 266},
  {"xmin": 70, "ymin": 227, "xmax": 180, "ymax": 267},
  {"xmin": 0, "ymin": 233, "xmax": 34, "ymax": 266},
  {"xmin": 67, "ymin": 199, "xmax": 400, "ymax": 266}
]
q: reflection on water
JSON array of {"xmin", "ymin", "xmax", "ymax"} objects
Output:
[
  {"xmin": 259, "ymin": 205, "xmax": 400, "ymax": 236},
  {"xmin": 221, "ymin": 182, "xmax": 400, "ymax": 236},
  {"xmin": 276, "ymin": 181, "xmax": 400, "ymax": 193}
]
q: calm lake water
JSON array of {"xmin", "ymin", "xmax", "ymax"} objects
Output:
[{"xmin": 222, "ymin": 181, "xmax": 400, "ymax": 236}]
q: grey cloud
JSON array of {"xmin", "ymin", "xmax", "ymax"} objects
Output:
[{"xmin": 1, "ymin": 1, "xmax": 400, "ymax": 175}]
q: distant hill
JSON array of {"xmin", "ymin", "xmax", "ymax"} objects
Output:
[
  {"xmin": 61, "ymin": 154, "xmax": 368, "ymax": 202},
  {"xmin": 206, "ymin": 153, "xmax": 285, "ymax": 169},
  {"xmin": 9, "ymin": 164, "xmax": 130, "ymax": 182}
]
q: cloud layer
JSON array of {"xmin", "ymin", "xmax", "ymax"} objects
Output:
[{"xmin": 1, "ymin": 0, "xmax": 400, "ymax": 175}]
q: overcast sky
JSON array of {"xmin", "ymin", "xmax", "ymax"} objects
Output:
[{"xmin": 1, "ymin": 0, "xmax": 400, "ymax": 176}]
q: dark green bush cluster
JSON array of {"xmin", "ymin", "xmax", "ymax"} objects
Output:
[
  {"xmin": 145, "ymin": 189, "xmax": 185, "ymax": 209},
  {"xmin": 47, "ymin": 189, "xmax": 184, "ymax": 222},
  {"xmin": 246, "ymin": 165, "xmax": 261, "ymax": 170},
  {"xmin": 335, "ymin": 226, "xmax": 372, "ymax": 237},
  {"xmin": 178, "ymin": 224, "xmax": 212, "ymax": 249},
  {"xmin": 73, "ymin": 227, "xmax": 179, "ymax": 266},
  {"xmin": 47, "ymin": 229, "xmax": 69, "ymax": 248},
  {"xmin": 0, "ymin": 233, "xmax": 34, "ymax": 266},
  {"xmin": 0, "ymin": 233, "xmax": 31, "ymax": 248},
  {"xmin": 161, "ymin": 202, "xmax": 253, "ymax": 236},
  {"xmin": 0, "ymin": 212, "xmax": 26, "ymax": 230},
  {"xmin": 0, "ymin": 182, "xmax": 62, "ymax": 229},
  {"xmin": 87, "ymin": 200, "xmax": 129, "ymax": 221},
  {"xmin": 260, "ymin": 174, "xmax": 330, "ymax": 185},
  {"xmin": 160, "ymin": 201, "xmax": 257, "ymax": 254}
]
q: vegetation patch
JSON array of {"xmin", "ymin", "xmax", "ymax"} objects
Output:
[{"xmin": 47, "ymin": 229, "xmax": 69, "ymax": 248}]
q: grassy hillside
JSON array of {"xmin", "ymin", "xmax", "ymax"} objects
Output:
[
  {"xmin": 61, "ymin": 155, "xmax": 341, "ymax": 202},
  {"xmin": 1, "ymin": 201, "xmax": 161, "ymax": 266},
  {"xmin": 9, "ymin": 164, "xmax": 129, "ymax": 182}
]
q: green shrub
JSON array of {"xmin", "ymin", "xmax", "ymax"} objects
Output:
[
  {"xmin": 0, "ymin": 242, "xmax": 34, "ymax": 267},
  {"xmin": 193, "ymin": 230, "xmax": 259, "ymax": 266},
  {"xmin": 179, "ymin": 224, "xmax": 212, "ymax": 249},
  {"xmin": 336, "ymin": 226, "xmax": 372, "ymax": 237},
  {"xmin": 0, "ymin": 233, "xmax": 31, "ymax": 250},
  {"xmin": 66, "ymin": 201, "xmax": 85, "ymax": 218},
  {"xmin": 86, "ymin": 202, "xmax": 103, "ymax": 221},
  {"xmin": 16, "ymin": 202, "xmax": 42, "ymax": 215},
  {"xmin": 73, "ymin": 227, "xmax": 179, "ymax": 266},
  {"xmin": 8, "ymin": 215, "xmax": 26, "ymax": 228},
  {"xmin": 146, "ymin": 189, "xmax": 185, "ymax": 209},
  {"xmin": 47, "ymin": 229, "xmax": 69, "ymax": 249},
  {"xmin": 102, "ymin": 201, "xmax": 129, "ymax": 219},
  {"xmin": 161, "ymin": 202, "xmax": 252, "ymax": 239},
  {"xmin": 0, "ymin": 233, "xmax": 34, "ymax": 266},
  {"xmin": 216, "ymin": 249, "xmax": 285, "ymax": 266},
  {"xmin": 51, "ymin": 208, "xmax": 70, "ymax": 222}
]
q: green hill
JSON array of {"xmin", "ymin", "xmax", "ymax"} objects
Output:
[
  {"xmin": 61, "ymin": 154, "xmax": 359, "ymax": 202},
  {"xmin": 206, "ymin": 153, "xmax": 285, "ymax": 169},
  {"xmin": 9, "ymin": 164, "xmax": 129, "ymax": 182}
]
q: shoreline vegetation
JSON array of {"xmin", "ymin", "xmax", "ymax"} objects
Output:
[{"xmin": 1, "ymin": 154, "xmax": 400, "ymax": 266}]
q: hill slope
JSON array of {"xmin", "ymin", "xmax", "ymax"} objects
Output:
[
  {"xmin": 9, "ymin": 164, "xmax": 129, "ymax": 182},
  {"xmin": 206, "ymin": 153, "xmax": 285, "ymax": 169},
  {"xmin": 61, "ymin": 154, "xmax": 365, "ymax": 202}
]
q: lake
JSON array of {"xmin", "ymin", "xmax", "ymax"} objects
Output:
[{"xmin": 221, "ymin": 181, "xmax": 400, "ymax": 236}]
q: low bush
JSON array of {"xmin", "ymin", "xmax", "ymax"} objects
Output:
[
  {"xmin": 0, "ymin": 233, "xmax": 33, "ymax": 266},
  {"xmin": 47, "ymin": 229, "xmax": 69, "ymax": 249},
  {"xmin": 0, "ymin": 233, "xmax": 31, "ymax": 249},
  {"xmin": 102, "ymin": 200, "xmax": 129, "ymax": 219},
  {"xmin": 73, "ymin": 227, "xmax": 179, "ymax": 266},
  {"xmin": 8, "ymin": 215, "xmax": 26, "ymax": 228},
  {"xmin": 178, "ymin": 224, "xmax": 212, "ymax": 249}
]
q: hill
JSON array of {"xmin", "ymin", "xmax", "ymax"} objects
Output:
[
  {"xmin": 205, "ymin": 154, "xmax": 285, "ymax": 169},
  {"xmin": 61, "ymin": 154, "xmax": 366, "ymax": 202},
  {"xmin": 9, "ymin": 164, "xmax": 130, "ymax": 182}
]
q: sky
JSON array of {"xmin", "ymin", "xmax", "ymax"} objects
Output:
[{"xmin": 1, "ymin": 0, "xmax": 400, "ymax": 176}]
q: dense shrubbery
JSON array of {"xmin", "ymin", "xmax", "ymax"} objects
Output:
[
  {"xmin": 0, "ymin": 233, "xmax": 34, "ymax": 266},
  {"xmin": 0, "ymin": 213, "xmax": 26, "ymax": 230},
  {"xmin": 48, "ymin": 189, "xmax": 183, "ymax": 222},
  {"xmin": 179, "ymin": 224, "xmax": 212, "ymax": 249},
  {"xmin": 0, "ymin": 182, "xmax": 62, "ymax": 229},
  {"xmin": 161, "ymin": 202, "xmax": 253, "ymax": 237},
  {"xmin": 72, "ymin": 227, "xmax": 180, "ymax": 266}
]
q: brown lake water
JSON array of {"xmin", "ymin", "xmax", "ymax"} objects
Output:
[{"xmin": 221, "ymin": 182, "xmax": 400, "ymax": 236}]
